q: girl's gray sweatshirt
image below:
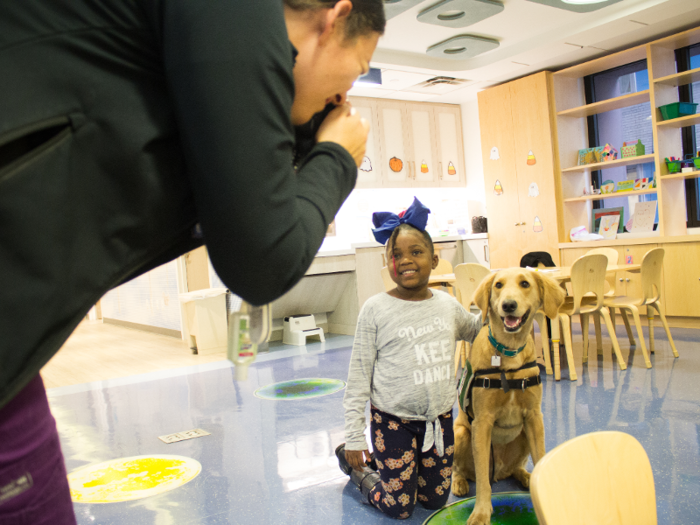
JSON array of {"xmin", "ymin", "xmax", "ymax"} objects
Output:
[{"xmin": 343, "ymin": 290, "xmax": 481, "ymax": 454}]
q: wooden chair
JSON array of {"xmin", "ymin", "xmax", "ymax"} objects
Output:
[
  {"xmin": 582, "ymin": 247, "xmax": 637, "ymax": 357},
  {"xmin": 452, "ymin": 263, "xmax": 491, "ymax": 373},
  {"xmin": 603, "ymin": 248, "xmax": 679, "ymax": 367},
  {"xmin": 557, "ymin": 254, "xmax": 626, "ymax": 381},
  {"xmin": 531, "ymin": 431, "xmax": 657, "ymax": 525}
]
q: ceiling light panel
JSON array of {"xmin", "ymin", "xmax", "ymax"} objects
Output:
[
  {"xmin": 384, "ymin": 0, "xmax": 426, "ymax": 20},
  {"xmin": 426, "ymin": 34, "xmax": 499, "ymax": 60},
  {"xmin": 525, "ymin": 0, "xmax": 623, "ymax": 13},
  {"xmin": 417, "ymin": 0, "xmax": 504, "ymax": 28}
]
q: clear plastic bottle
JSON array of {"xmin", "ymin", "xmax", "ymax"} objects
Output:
[{"xmin": 227, "ymin": 302, "xmax": 271, "ymax": 380}]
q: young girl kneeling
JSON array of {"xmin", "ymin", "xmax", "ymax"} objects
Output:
[{"xmin": 336, "ymin": 199, "xmax": 481, "ymax": 519}]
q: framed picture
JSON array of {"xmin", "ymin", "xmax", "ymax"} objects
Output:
[{"xmin": 592, "ymin": 207, "xmax": 625, "ymax": 233}]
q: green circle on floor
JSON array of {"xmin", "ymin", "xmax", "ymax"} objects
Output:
[
  {"xmin": 424, "ymin": 492, "xmax": 538, "ymax": 524},
  {"xmin": 254, "ymin": 378, "xmax": 346, "ymax": 400}
]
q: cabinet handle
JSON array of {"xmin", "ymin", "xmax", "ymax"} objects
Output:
[
  {"xmin": 514, "ymin": 222, "xmax": 520, "ymax": 226},
  {"xmin": 412, "ymin": 161, "xmax": 416, "ymax": 179},
  {"xmin": 619, "ymin": 278, "xmax": 624, "ymax": 282},
  {"xmin": 626, "ymin": 278, "xmax": 630, "ymax": 282},
  {"xmin": 521, "ymin": 222, "xmax": 526, "ymax": 225},
  {"xmin": 439, "ymin": 162, "xmax": 443, "ymax": 180}
]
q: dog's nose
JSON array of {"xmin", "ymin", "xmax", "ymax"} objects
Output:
[{"xmin": 502, "ymin": 300, "xmax": 518, "ymax": 313}]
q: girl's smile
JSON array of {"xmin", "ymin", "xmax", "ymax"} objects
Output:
[{"xmin": 387, "ymin": 231, "xmax": 438, "ymax": 301}]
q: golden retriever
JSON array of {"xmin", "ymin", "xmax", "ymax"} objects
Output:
[{"xmin": 451, "ymin": 268, "xmax": 565, "ymax": 525}]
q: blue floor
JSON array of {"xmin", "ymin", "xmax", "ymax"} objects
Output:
[{"xmin": 48, "ymin": 327, "xmax": 700, "ymax": 524}]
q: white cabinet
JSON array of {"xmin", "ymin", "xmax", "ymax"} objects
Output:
[
  {"xmin": 349, "ymin": 97, "xmax": 466, "ymax": 189},
  {"xmin": 463, "ymin": 238, "xmax": 490, "ymax": 268}
]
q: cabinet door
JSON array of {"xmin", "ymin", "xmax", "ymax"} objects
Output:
[
  {"xmin": 405, "ymin": 102, "xmax": 439, "ymax": 186},
  {"xmin": 509, "ymin": 72, "xmax": 561, "ymax": 266},
  {"xmin": 349, "ymin": 97, "xmax": 381, "ymax": 188},
  {"xmin": 463, "ymin": 239, "xmax": 490, "ymax": 268},
  {"xmin": 661, "ymin": 243, "xmax": 700, "ymax": 317},
  {"xmin": 434, "ymin": 104, "xmax": 466, "ymax": 187},
  {"xmin": 377, "ymin": 100, "xmax": 412, "ymax": 187},
  {"xmin": 478, "ymin": 82, "xmax": 523, "ymax": 268}
]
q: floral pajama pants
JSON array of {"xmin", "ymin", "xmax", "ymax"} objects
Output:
[{"xmin": 368, "ymin": 407, "xmax": 454, "ymax": 520}]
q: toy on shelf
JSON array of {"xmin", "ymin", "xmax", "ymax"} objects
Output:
[
  {"xmin": 601, "ymin": 143, "xmax": 618, "ymax": 162},
  {"xmin": 658, "ymin": 102, "xmax": 698, "ymax": 121},
  {"xmin": 577, "ymin": 146, "xmax": 604, "ymax": 166},
  {"xmin": 634, "ymin": 177, "xmax": 650, "ymax": 190},
  {"xmin": 600, "ymin": 180, "xmax": 615, "ymax": 194},
  {"xmin": 621, "ymin": 140, "xmax": 645, "ymax": 158},
  {"xmin": 616, "ymin": 180, "xmax": 635, "ymax": 192}
]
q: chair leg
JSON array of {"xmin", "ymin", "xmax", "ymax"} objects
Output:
[
  {"xmin": 619, "ymin": 310, "xmax": 636, "ymax": 347},
  {"xmin": 593, "ymin": 312, "xmax": 603, "ymax": 355},
  {"xmin": 626, "ymin": 305, "xmax": 651, "ymax": 369},
  {"xmin": 580, "ymin": 313, "xmax": 590, "ymax": 363},
  {"xmin": 454, "ymin": 342, "xmax": 461, "ymax": 378},
  {"xmin": 551, "ymin": 316, "xmax": 563, "ymax": 381},
  {"xmin": 535, "ymin": 312, "xmax": 552, "ymax": 375},
  {"xmin": 647, "ymin": 307, "xmax": 655, "ymax": 354},
  {"xmin": 558, "ymin": 313, "xmax": 577, "ymax": 381},
  {"xmin": 599, "ymin": 307, "xmax": 627, "ymax": 370},
  {"xmin": 609, "ymin": 306, "xmax": 615, "ymax": 328},
  {"xmin": 650, "ymin": 303, "xmax": 679, "ymax": 358}
]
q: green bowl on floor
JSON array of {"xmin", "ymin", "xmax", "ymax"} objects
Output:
[{"xmin": 424, "ymin": 492, "xmax": 539, "ymax": 524}]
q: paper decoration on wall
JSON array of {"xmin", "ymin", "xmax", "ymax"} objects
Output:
[
  {"xmin": 360, "ymin": 156, "xmax": 372, "ymax": 172},
  {"xmin": 389, "ymin": 157, "xmax": 403, "ymax": 172},
  {"xmin": 533, "ymin": 216, "xmax": 543, "ymax": 233},
  {"xmin": 600, "ymin": 179, "xmax": 615, "ymax": 194},
  {"xmin": 421, "ymin": 160, "xmax": 429, "ymax": 173},
  {"xmin": 447, "ymin": 162, "xmax": 457, "ymax": 175},
  {"xmin": 490, "ymin": 146, "xmax": 500, "ymax": 160},
  {"xmin": 598, "ymin": 215, "xmax": 620, "ymax": 239},
  {"xmin": 526, "ymin": 150, "xmax": 536, "ymax": 165},
  {"xmin": 626, "ymin": 255, "xmax": 633, "ymax": 264},
  {"xmin": 629, "ymin": 201, "xmax": 657, "ymax": 233},
  {"xmin": 528, "ymin": 182, "xmax": 540, "ymax": 197},
  {"xmin": 494, "ymin": 179, "xmax": 503, "ymax": 195}
]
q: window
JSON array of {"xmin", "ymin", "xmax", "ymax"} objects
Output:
[{"xmin": 585, "ymin": 61, "xmax": 658, "ymax": 230}]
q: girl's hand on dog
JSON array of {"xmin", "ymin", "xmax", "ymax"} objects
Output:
[{"xmin": 346, "ymin": 449, "xmax": 371, "ymax": 471}]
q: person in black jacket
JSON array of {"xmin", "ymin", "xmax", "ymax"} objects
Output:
[{"xmin": 0, "ymin": 1, "xmax": 384, "ymax": 522}]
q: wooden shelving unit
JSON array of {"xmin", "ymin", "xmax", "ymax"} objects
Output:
[
  {"xmin": 552, "ymin": 24, "xmax": 700, "ymax": 242},
  {"xmin": 563, "ymin": 188, "xmax": 657, "ymax": 203},
  {"xmin": 557, "ymin": 90, "xmax": 650, "ymax": 118},
  {"xmin": 561, "ymin": 154, "xmax": 655, "ymax": 173}
]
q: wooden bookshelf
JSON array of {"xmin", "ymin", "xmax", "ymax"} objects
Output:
[
  {"xmin": 557, "ymin": 90, "xmax": 650, "ymax": 118},
  {"xmin": 656, "ymin": 112, "xmax": 700, "ymax": 129},
  {"xmin": 653, "ymin": 67, "xmax": 700, "ymax": 87},
  {"xmin": 563, "ymin": 188, "xmax": 657, "ymax": 203},
  {"xmin": 661, "ymin": 169, "xmax": 700, "ymax": 181},
  {"xmin": 561, "ymin": 154, "xmax": 656, "ymax": 173}
]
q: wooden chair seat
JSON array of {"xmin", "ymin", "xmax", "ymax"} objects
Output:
[{"xmin": 452, "ymin": 263, "xmax": 491, "ymax": 374}]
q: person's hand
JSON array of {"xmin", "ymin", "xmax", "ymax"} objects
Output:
[
  {"xmin": 316, "ymin": 103, "xmax": 370, "ymax": 167},
  {"xmin": 345, "ymin": 449, "xmax": 372, "ymax": 471}
]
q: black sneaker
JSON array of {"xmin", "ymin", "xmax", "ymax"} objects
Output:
[{"xmin": 335, "ymin": 443, "xmax": 377, "ymax": 475}]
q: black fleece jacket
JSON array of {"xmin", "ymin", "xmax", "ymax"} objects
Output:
[{"xmin": 0, "ymin": 0, "xmax": 357, "ymax": 408}]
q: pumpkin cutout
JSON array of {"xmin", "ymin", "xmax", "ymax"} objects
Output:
[{"xmin": 389, "ymin": 157, "xmax": 403, "ymax": 173}]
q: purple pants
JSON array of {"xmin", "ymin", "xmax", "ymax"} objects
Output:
[
  {"xmin": 368, "ymin": 407, "xmax": 454, "ymax": 520},
  {"xmin": 0, "ymin": 375, "xmax": 76, "ymax": 525}
]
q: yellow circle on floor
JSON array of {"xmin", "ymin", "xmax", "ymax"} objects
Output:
[{"xmin": 68, "ymin": 455, "xmax": 201, "ymax": 503}]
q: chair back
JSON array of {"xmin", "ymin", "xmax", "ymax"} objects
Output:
[
  {"xmin": 531, "ymin": 431, "xmax": 657, "ymax": 525},
  {"xmin": 434, "ymin": 258, "xmax": 453, "ymax": 275},
  {"xmin": 567, "ymin": 254, "xmax": 608, "ymax": 314},
  {"xmin": 380, "ymin": 266, "xmax": 394, "ymax": 292},
  {"xmin": 640, "ymin": 248, "xmax": 664, "ymax": 304},
  {"xmin": 453, "ymin": 263, "xmax": 491, "ymax": 307},
  {"xmin": 586, "ymin": 247, "xmax": 619, "ymax": 295}
]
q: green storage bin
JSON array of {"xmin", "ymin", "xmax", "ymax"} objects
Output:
[
  {"xmin": 694, "ymin": 157, "xmax": 700, "ymax": 170},
  {"xmin": 659, "ymin": 102, "xmax": 698, "ymax": 121},
  {"xmin": 666, "ymin": 159, "xmax": 681, "ymax": 173}
]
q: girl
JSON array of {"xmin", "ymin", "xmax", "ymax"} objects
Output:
[{"xmin": 336, "ymin": 198, "xmax": 481, "ymax": 519}]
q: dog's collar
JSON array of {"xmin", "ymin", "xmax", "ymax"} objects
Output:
[{"xmin": 488, "ymin": 326, "xmax": 526, "ymax": 357}]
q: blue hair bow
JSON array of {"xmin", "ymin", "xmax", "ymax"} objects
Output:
[{"xmin": 371, "ymin": 197, "xmax": 431, "ymax": 245}]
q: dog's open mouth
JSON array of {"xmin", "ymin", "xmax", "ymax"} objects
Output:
[{"xmin": 501, "ymin": 310, "xmax": 530, "ymax": 332}]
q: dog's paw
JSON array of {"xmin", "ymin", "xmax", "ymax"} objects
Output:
[
  {"xmin": 466, "ymin": 504, "xmax": 492, "ymax": 525},
  {"xmin": 451, "ymin": 476, "xmax": 469, "ymax": 497},
  {"xmin": 513, "ymin": 468, "xmax": 531, "ymax": 489}
]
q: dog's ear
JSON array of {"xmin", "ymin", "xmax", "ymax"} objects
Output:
[
  {"xmin": 473, "ymin": 272, "xmax": 496, "ymax": 325},
  {"xmin": 534, "ymin": 272, "xmax": 566, "ymax": 319}
]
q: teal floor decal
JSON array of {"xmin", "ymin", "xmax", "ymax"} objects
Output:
[
  {"xmin": 254, "ymin": 378, "xmax": 345, "ymax": 400},
  {"xmin": 424, "ymin": 492, "xmax": 538, "ymax": 524}
]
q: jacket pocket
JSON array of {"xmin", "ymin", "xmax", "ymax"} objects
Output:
[{"xmin": 0, "ymin": 115, "xmax": 77, "ymax": 184}]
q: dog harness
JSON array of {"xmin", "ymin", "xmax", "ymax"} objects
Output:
[{"xmin": 457, "ymin": 360, "xmax": 541, "ymax": 424}]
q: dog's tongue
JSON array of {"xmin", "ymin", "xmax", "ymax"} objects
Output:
[{"xmin": 505, "ymin": 316, "xmax": 522, "ymax": 328}]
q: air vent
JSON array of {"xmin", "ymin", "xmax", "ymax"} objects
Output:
[{"xmin": 403, "ymin": 76, "xmax": 471, "ymax": 94}]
